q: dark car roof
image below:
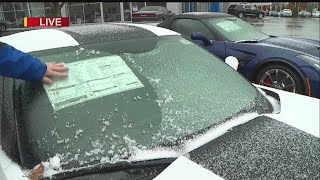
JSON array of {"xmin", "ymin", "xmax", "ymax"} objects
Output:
[
  {"xmin": 157, "ymin": 12, "xmax": 233, "ymax": 29},
  {"xmin": 59, "ymin": 23, "xmax": 158, "ymax": 45},
  {"xmin": 174, "ymin": 12, "xmax": 233, "ymax": 20}
]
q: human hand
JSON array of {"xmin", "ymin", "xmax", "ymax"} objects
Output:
[{"xmin": 42, "ymin": 62, "xmax": 68, "ymax": 85}]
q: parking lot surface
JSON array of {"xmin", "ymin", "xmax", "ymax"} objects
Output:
[{"xmin": 245, "ymin": 16, "xmax": 320, "ymax": 41}]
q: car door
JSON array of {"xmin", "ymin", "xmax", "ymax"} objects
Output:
[
  {"xmin": 244, "ymin": 5, "xmax": 252, "ymax": 16},
  {"xmin": 250, "ymin": 6, "xmax": 259, "ymax": 16},
  {"xmin": 171, "ymin": 18, "xmax": 226, "ymax": 59},
  {"xmin": 0, "ymin": 77, "xmax": 2, "ymax": 122}
]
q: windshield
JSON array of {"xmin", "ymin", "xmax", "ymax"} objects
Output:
[
  {"xmin": 204, "ymin": 17, "xmax": 269, "ymax": 42},
  {"xmin": 14, "ymin": 36, "xmax": 271, "ymax": 172},
  {"xmin": 139, "ymin": 6, "xmax": 159, "ymax": 11}
]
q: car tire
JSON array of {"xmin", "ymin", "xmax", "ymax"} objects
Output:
[
  {"xmin": 0, "ymin": 24, "xmax": 6, "ymax": 32},
  {"xmin": 258, "ymin": 13, "xmax": 264, "ymax": 19},
  {"xmin": 238, "ymin": 12, "xmax": 245, "ymax": 19},
  {"xmin": 255, "ymin": 64, "xmax": 305, "ymax": 95}
]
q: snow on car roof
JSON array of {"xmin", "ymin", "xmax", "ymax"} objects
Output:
[
  {"xmin": 119, "ymin": 23, "xmax": 180, "ymax": 36},
  {"xmin": 60, "ymin": 23, "xmax": 180, "ymax": 45},
  {"xmin": 0, "ymin": 29, "xmax": 79, "ymax": 53},
  {"xmin": 0, "ymin": 23, "xmax": 180, "ymax": 53}
]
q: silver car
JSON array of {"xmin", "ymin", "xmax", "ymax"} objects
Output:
[
  {"xmin": 281, "ymin": 9, "xmax": 293, "ymax": 17},
  {"xmin": 312, "ymin": 11, "xmax": 320, "ymax": 18}
]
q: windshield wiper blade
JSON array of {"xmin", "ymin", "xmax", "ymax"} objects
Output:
[
  {"xmin": 235, "ymin": 39, "xmax": 260, "ymax": 43},
  {"xmin": 45, "ymin": 158, "xmax": 177, "ymax": 180},
  {"xmin": 235, "ymin": 37, "xmax": 269, "ymax": 43}
]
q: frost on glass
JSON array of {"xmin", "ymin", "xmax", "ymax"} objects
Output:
[{"xmin": 18, "ymin": 36, "xmax": 267, "ymax": 176}]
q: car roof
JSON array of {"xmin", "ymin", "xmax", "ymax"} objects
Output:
[
  {"xmin": 157, "ymin": 12, "xmax": 233, "ymax": 28},
  {"xmin": 0, "ymin": 23, "xmax": 180, "ymax": 53},
  {"xmin": 174, "ymin": 12, "xmax": 233, "ymax": 20},
  {"xmin": 142, "ymin": 6, "xmax": 162, "ymax": 8}
]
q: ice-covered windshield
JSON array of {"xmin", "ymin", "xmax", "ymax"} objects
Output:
[
  {"xmin": 15, "ymin": 36, "xmax": 270, "ymax": 171},
  {"xmin": 204, "ymin": 17, "xmax": 269, "ymax": 42}
]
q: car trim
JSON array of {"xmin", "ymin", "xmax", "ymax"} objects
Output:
[{"xmin": 306, "ymin": 78, "xmax": 311, "ymax": 96}]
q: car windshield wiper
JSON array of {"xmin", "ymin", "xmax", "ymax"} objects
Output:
[
  {"xmin": 235, "ymin": 37, "xmax": 269, "ymax": 43},
  {"xmin": 235, "ymin": 40, "xmax": 259, "ymax": 43},
  {"xmin": 44, "ymin": 158, "xmax": 177, "ymax": 180}
]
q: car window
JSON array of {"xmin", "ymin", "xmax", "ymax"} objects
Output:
[
  {"xmin": 204, "ymin": 17, "xmax": 269, "ymax": 42},
  {"xmin": 173, "ymin": 19, "xmax": 214, "ymax": 39},
  {"xmin": 244, "ymin": 5, "xmax": 251, "ymax": 9},
  {"xmin": 13, "ymin": 36, "xmax": 271, "ymax": 170}
]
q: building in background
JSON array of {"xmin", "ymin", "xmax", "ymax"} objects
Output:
[
  {"xmin": 0, "ymin": 2, "xmax": 181, "ymax": 29},
  {"xmin": 182, "ymin": 2, "xmax": 223, "ymax": 13},
  {"xmin": 2, "ymin": 2, "xmax": 318, "ymax": 29}
]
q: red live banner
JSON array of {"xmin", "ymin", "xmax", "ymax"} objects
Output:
[{"xmin": 24, "ymin": 17, "xmax": 70, "ymax": 27}]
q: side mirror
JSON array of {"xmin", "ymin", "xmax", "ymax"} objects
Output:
[
  {"xmin": 191, "ymin": 32, "xmax": 212, "ymax": 46},
  {"xmin": 169, "ymin": 10, "xmax": 172, "ymax": 13},
  {"xmin": 225, "ymin": 56, "xmax": 239, "ymax": 70}
]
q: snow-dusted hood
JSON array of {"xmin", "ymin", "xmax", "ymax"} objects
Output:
[{"xmin": 259, "ymin": 37, "xmax": 320, "ymax": 58}]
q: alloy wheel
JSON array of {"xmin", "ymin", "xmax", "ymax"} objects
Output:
[
  {"xmin": 0, "ymin": 25, "xmax": 6, "ymax": 32},
  {"xmin": 238, "ymin": 13, "xmax": 244, "ymax": 18},
  {"xmin": 258, "ymin": 69, "xmax": 296, "ymax": 93}
]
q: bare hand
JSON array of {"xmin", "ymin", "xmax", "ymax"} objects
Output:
[{"xmin": 42, "ymin": 62, "xmax": 68, "ymax": 85}]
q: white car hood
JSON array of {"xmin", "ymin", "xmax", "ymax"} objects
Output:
[
  {"xmin": 154, "ymin": 156, "xmax": 224, "ymax": 180},
  {"xmin": 254, "ymin": 84, "xmax": 320, "ymax": 138}
]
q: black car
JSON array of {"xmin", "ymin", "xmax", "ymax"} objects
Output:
[{"xmin": 228, "ymin": 4, "xmax": 264, "ymax": 19}]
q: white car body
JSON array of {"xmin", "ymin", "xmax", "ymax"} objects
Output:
[
  {"xmin": 312, "ymin": 11, "xmax": 320, "ymax": 17},
  {"xmin": 0, "ymin": 25, "xmax": 319, "ymax": 180},
  {"xmin": 281, "ymin": 9, "xmax": 293, "ymax": 17}
]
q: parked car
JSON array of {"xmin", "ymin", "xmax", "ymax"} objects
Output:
[
  {"xmin": 132, "ymin": 6, "xmax": 175, "ymax": 22},
  {"xmin": 1, "ymin": 23, "xmax": 319, "ymax": 180},
  {"xmin": 0, "ymin": 18, "xmax": 24, "ymax": 32},
  {"xmin": 281, "ymin": 9, "xmax": 293, "ymax": 17},
  {"xmin": 269, "ymin": 11, "xmax": 280, "ymax": 17},
  {"xmin": 227, "ymin": 4, "xmax": 264, "ymax": 19},
  {"xmin": 299, "ymin": 11, "xmax": 312, "ymax": 17},
  {"xmin": 158, "ymin": 12, "xmax": 320, "ymax": 98},
  {"xmin": 312, "ymin": 11, "xmax": 320, "ymax": 17}
]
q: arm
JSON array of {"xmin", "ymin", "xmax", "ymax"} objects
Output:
[
  {"xmin": 0, "ymin": 42, "xmax": 47, "ymax": 81},
  {"xmin": 0, "ymin": 42, "xmax": 68, "ymax": 84}
]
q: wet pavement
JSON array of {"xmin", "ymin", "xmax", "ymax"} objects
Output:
[{"xmin": 244, "ymin": 16, "xmax": 320, "ymax": 41}]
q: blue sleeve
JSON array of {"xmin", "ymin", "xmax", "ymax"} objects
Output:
[{"xmin": 0, "ymin": 44, "xmax": 47, "ymax": 81}]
